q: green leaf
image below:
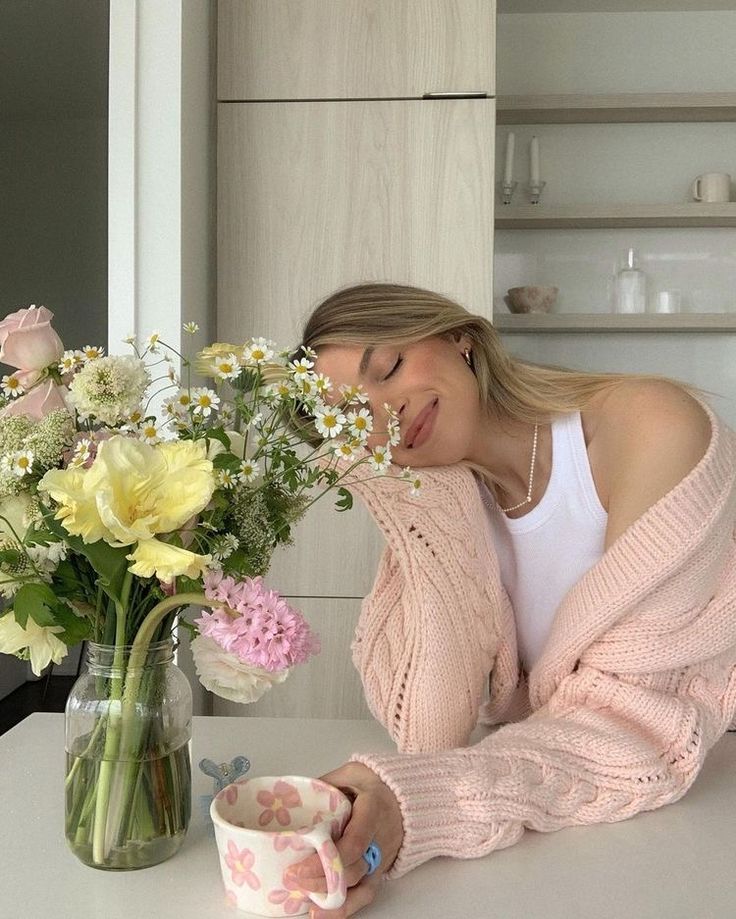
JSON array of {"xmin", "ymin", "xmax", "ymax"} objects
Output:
[
  {"xmin": 206, "ymin": 428, "xmax": 232, "ymax": 451},
  {"xmin": 53, "ymin": 603, "xmax": 93, "ymax": 645},
  {"xmin": 13, "ymin": 582, "xmax": 58, "ymax": 628},
  {"xmin": 335, "ymin": 487, "xmax": 353, "ymax": 512}
]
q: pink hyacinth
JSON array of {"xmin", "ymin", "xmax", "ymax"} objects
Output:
[{"xmin": 195, "ymin": 570, "xmax": 320, "ymax": 672}]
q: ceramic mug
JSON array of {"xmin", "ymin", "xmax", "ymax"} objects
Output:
[
  {"xmin": 690, "ymin": 173, "xmax": 731, "ymax": 203},
  {"xmin": 210, "ymin": 775, "xmax": 352, "ymax": 917}
]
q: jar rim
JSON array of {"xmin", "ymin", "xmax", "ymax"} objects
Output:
[{"xmin": 86, "ymin": 638, "xmax": 178, "ymax": 652}]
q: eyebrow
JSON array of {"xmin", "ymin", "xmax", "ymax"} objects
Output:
[{"xmin": 358, "ymin": 347, "xmax": 375, "ymax": 378}]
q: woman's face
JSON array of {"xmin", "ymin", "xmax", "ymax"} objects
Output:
[{"xmin": 312, "ymin": 334, "xmax": 484, "ymax": 467}]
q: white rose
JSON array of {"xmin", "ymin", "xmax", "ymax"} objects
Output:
[{"xmin": 191, "ymin": 635, "xmax": 289, "ymax": 704}]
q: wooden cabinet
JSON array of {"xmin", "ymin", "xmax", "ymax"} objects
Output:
[
  {"xmin": 216, "ymin": 0, "xmax": 497, "ymax": 716},
  {"xmin": 218, "ymin": 0, "xmax": 495, "ymax": 100},
  {"xmin": 218, "ymin": 97, "xmax": 496, "ymax": 347}
]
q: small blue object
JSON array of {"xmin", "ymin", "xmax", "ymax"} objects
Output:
[
  {"xmin": 362, "ymin": 841, "xmax": 382, "ymax": 876},
  {"xmin": 198, "ymin": 755, "xmax": 251, "ymax": 836}
]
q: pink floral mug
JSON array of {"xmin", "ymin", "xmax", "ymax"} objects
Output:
[{"xmin": 210, "ymin": 775, "xmax": 352, "ymax": 916}]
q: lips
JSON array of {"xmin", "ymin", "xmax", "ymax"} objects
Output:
[{"xmin": 406, "ymin": 398, "xmax": 438, "ymax": 448}]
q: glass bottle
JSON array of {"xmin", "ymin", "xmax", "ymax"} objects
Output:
[
  {"xmin": 612, "ymin": 247, "xmax": 647, "ymax": 314},
  {"xmin": 64, "ymin": 639, "xmax": 192, "ymax": 870}
]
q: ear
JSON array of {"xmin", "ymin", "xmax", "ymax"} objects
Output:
[{"xmin": 449, "ymin": 329, "xmax": 473, "ymax": 352}]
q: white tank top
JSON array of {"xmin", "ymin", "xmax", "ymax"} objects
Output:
[{"xmin": 478, "ymin": 411, "xmax": 608, "ymax": 675}]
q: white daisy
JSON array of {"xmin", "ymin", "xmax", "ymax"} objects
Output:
[
  {"xmin": 128, "ymin": 408, "xmax": 144, "ymax": 425},
  {"xmin": 139, "ymin": 420, "xmax": 162, "ymax": 444},
  {"xmin": 82, "ymin": 345, "xmax": 104, "ymax": 361},
  {"xmin": 332, "ymin": 440, "xmax": 363, "ymax": 461},
  {"xmin": 368, "ymin": 444, "xmax": 392, "ymax": 473},
  {"xmin": 288, "ymin": 357, "xmax": 315, "ymax": 381},
  {"xmin": 219, "ymin": 402, "xmax": 236, "ymax": 425},
  {"xmin": 183, "ymin": 321, "xmax": 199, "ymax": 334},
  {"xmin": 211, "ymin": 353, "xmax": 242, "ymax": 380},
  {"xmin": 191, "ymin": 387, "xmax": 220, "ymax": 417},
  {"xmin": 1, "ymin": 375, "xmax": 24, "ymax": 398},
  {"xmin": 147, "ymin": 331, "xmax": 161, "ymax": 352},
  {"xmin": 347, "ymin": 408, "xmax": 373, "ymax": 442},
  {"xmin": 173, "ymin": 389, "xmax": 193, "ymax": 413},
  {"xmin": 11, "ymin": 450, "xmax": 34, "ymax": 477},
  {"xmin": 299, "ymin": 345, "xmax": 318, "ymax": 360},
  {"xmin": 387, "ymin": 417, "xmax": 401, "ymax": 447},
  {"xmin": 314, "ymin": 404, "xmax": 347, "ymax": 439},
  {"xmin": 243, "ymin": 337, "xmax": 275, "ymax": 364},
  {"xmin": 69, "ymin": 439, "xmax": 92, "ymax": 468},
  {"xmin": 339, "ymin": 383, "xmax": 369, "ymax": 405},
  {"xmin": 57, "ymin": 351, "xmax": 78, "ymax": 374},
  {"xmin": 238, "ymin": 459, "xmax": 261, "ymax": 483},
  {"xmin": 216, "ymin": 468, "xmax": 237, "ymax": 489},
  {"xmin": 313, "ymin": 373, "xmax": 332, "ymax": 397}
]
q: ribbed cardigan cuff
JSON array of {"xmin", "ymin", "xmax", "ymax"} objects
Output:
[{"xmin": 349, "ymin": 750, "xmax": 494, "ymax": 880}]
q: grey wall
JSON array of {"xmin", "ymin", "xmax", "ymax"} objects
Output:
[{"xmin": 0, "ymin": 0, "xmax": 109, "ymax": 693}]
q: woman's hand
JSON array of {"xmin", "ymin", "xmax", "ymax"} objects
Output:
[{"xmin": 284, "ymin": 761, "xmax": 404, "ymax": 918}]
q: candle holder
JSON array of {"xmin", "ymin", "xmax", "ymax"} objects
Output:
[
  {"xmin": 497, "ymin": 180, "xmax": 518, "ymax": 205},
  {"xmin": 525, "ymin": 181, "xmax": 546, "ymax": 205}
]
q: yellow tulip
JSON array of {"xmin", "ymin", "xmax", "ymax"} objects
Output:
[
  {"xmin": 127, "ymin": 538, "xmax": 212, "ymax": 584},
  {"xmin": 38, "ymin": 435, "xmax": 215, "ymax": 547}
]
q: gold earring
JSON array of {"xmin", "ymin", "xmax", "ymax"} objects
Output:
[{"xmin": 463, "ymin": 349, "xmax": 472, "ymax": 367}]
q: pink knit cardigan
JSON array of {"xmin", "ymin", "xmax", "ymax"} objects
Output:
[{"xmin": 340, "ymin": 397, "xmax": 736, "ymax": 879}]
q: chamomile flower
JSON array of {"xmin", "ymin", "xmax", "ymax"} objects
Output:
[
  {"xmin": 247, "ymin": 412, "xmax": 263, "ymax": 429},
  {"xmin": 339, "ymin": 383, "xmax": 369, "ymax": 405},
  {"xmin": 216, "ymin": 468, "xmax": 237, "ymax": 489},
  {"xmin": 1, "ymin": 375, "xmax": 24, "ymax": 398},
  {"xmin": 128, "ymin": 408, "xmax": 144, "ymax": 425},
  {"xmin": 172, "ymin": 389, "xmax": 193, "ymax": 413},
  {"xmin": 288, "ymin": 357, "xmax": 314, "ymax": 381},
  {"xmin": 69, "ymin": 439, "xmax": 92, "ymax": 468},
  {"xmin": 82, "ymin": 345, "xmax": 104, "ymax": 361},
  {"xmin": 313, "ymin": 374, "xmax": 332, "ymax": 397},
  {"xmin": 147, "ymin": 331, "xmax": 161, "ymax": 352},
  {"xmin": 138, "ymin": 420, "xmax": 162, "ymax": 444},
  {"xmin": 332, "ymin": 440, "xmax": 363, "ymax": 461},
  {"xmin": 219, "ymin": 402, "xmax": 236, "ymax": 425},
  {"xmin": 191, "ymin": 388, "xmax": 220, "ymax": 417},
  {"xmin": 211, "ymin": 353, "xmax": 242, "ymax": 380},
  {"xmin": 387, "ymin": 416, "xmax": 401, "ymax": 447},
  {"xmin": 267, "ymin": 380, "xmax": 294, "ymax": 400},
  {"xmin": 58, "ymin": 351, "xmax": 80, "ymax": 374},
  {"xmin": 183, "ymin": 321, "xmax": 199, "ymax": 334},
  {"xmin": 346, "ymin": 408, "xmax": 373, "ymax": 441},
  {"xmin": 211, "ymin": 533, "xmax": 239, "ymax": 562},
  {"xmin": 238, "ymin": 459, "xmax": 261, "ymax": 483},
  {"xmin": 299, "ymin": 345, "xmax": 318, "ymax": 360},
  {"xmin": 243, "ymin": 337, "xmax": 275, "ymax": 364},
  {"xmin": 314, "ymin": 404, "xmax": 347, "ymax": 439},
  {"xmin": 10, "ymin": 450, "xmax": 34, "ymax": 477},
  {"xmin": 368, "ymin": 444, "xmax": 392, "ymax": 473}
]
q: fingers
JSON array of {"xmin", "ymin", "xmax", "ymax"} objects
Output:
[{"xmin": 308, "ymin": 873, "xmax": 382, "ymax": 919}]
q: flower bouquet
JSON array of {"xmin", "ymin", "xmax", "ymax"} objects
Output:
[{"xmin": 0, "ymin": 304, "xmax": 419, "ymax": 869}]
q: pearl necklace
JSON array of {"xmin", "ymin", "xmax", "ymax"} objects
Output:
[{"xmin": 496, "ymin": 423, "xmax": 539, "ymax": 513}]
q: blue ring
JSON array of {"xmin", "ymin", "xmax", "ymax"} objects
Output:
[{"xmin": 362, "ymin": 841, "xmax": 382, "ymax": 876}]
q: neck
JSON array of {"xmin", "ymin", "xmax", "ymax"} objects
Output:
[{"xmin": 468, "ymin": 410, "xmax": 544, "ymax": 503}]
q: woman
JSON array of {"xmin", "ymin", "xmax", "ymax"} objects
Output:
[{"xmin": 284, "ymin": 282, "xmax": 736, "ymax": 918}]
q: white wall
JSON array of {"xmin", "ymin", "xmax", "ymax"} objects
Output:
[{"xmin": 494, "ymin": 10, "xmax": 736, "ymax": 425}]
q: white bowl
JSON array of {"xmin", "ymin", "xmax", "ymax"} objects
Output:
[{"xmin": 504, "ymin": 286, "xmax": 559, "ymax": 314}]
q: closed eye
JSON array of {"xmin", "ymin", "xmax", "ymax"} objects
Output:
[{"xmin": 383, "ymin": 354, "xmax": 403, "ymax": 381}]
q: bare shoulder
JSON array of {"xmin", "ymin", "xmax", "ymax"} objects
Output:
[{"xmin": 591, "ymin": 380, "xmax": 713, "ymax": 549}]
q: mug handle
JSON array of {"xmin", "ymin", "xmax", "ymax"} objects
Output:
[
  {"xmin": 691, "ymin": 176, "xmax": 702, "ymax": 201},
  {"xmin": 298, "ymin": 824, "xmax": 347, "ymax": 912}
]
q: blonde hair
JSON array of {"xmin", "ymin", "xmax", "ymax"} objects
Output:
[{"xmin": 287, "ymin": 281, "xmax": 719, "ymax": 488}]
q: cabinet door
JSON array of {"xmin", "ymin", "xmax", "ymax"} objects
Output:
[
  {"xmin": 218, "ymin": 97, "xmax": 495, "ymax": 348},
  {"xmin": 218, "ymin": 0, "xmax": 496, "ymax": 100}
]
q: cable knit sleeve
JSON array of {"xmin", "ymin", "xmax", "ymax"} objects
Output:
[
  {"xmin": 342, "ymin": 464, "xmax": 509, "ymax": 753},
  {"xmin": 349, "ymin": 418, "xmax": 736, "ymax": 879}
]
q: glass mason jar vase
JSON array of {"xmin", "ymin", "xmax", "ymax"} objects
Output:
[{"xmin": 64, "ymin": 639, "xmax": 193, "ymax": 870}]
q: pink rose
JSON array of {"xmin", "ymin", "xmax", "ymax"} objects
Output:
[
  {"xmin": 0, "ymin": 305, "xmax": 64, "ymax": 371},
  {"xmin": 0, "ymin": 379, "xmax": 70, "ymax": 420}
]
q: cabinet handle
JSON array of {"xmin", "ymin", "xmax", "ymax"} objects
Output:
[{"xmin": 422, "ymin": 91, "xmax": 489, "ymax": 99}]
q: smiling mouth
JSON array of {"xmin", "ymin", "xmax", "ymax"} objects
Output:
[{"xmin": 408, "ymin": 398, "xmax": 438, "ymax": 448}]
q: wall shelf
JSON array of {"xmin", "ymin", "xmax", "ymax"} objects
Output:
[
  {"xmin": 497, "ymin": 92, "xmax": 736, "ymax": 124},
  {"xmin": 493, "ymin": 313, "xmax": 736, "ymax": 333},
  {"xmin": 495, "ymin": 203, "xmax": 736, "ymax": 228}
]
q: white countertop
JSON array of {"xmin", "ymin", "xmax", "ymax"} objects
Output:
[{"xmin": 2, "ymin": 713, "xmax": 736, "ymax": 919}]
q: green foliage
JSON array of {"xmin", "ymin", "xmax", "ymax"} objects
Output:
[{"xmin": 13, "ymin": 582, "xmax": 60, "ymax": 628}]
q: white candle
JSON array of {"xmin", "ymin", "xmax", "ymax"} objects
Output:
[
  {"xmin": 530, "ymin": 135, "xmax": 540, "ymax": 185},
  {"xmin": 503, "ymin": 132, "xmax": 515, "ymax": 185}
]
